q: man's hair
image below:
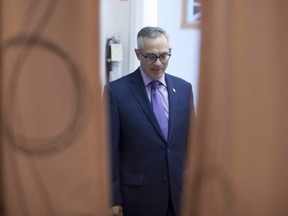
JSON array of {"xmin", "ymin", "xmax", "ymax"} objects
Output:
[{"xmin": 137, "ymin": 26, "xmax": 169, "ymax": 50}]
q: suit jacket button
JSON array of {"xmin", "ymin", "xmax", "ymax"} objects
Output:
[{"xmin": 163, "ymin": 177, "xmax": 168, "ymax": 181}]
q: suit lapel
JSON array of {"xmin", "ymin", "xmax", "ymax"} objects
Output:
[{"xmin": 129, "ymin": 69, "xmax": 166, "ymax": 141}]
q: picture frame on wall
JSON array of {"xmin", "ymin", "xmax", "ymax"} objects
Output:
[{"xmin": 181, "ymin": 0, "xmax": 201, "ymax": 28}]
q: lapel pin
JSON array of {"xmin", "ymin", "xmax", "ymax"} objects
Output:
[{"xmin": 173, "ymin": 88, "xmax": 176, "ymax": 93}]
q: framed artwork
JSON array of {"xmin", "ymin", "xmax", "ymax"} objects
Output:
[{"xmin": 181, "ymin": 0, "xmax": 201, "ymax": 28}]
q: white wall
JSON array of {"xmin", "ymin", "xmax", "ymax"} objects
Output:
[{"xmin": 100, "ymin": 0, "xmax": 130, "ymax": 85}]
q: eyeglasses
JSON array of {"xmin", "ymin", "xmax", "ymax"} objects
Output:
[{"xmin": 139, "ymin": 52, "xmax": 171, "ymax": 64}]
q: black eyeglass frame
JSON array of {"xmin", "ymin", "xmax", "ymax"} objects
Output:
[{"xmin": 139, "ymin": 52, "xmax": 171, "ymax": 64}]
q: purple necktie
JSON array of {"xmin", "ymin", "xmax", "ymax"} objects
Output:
[{"xmin": 151, "ymin": 80, "xmax": 168, "ymax": 140}]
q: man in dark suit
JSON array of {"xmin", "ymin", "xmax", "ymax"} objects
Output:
[{"xmin": 105, "ymin": 26, "xmax": 195, "ymax": 216}]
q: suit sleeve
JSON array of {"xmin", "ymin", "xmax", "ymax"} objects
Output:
[
  {"xmin": 185, "ymin": 83, "xmax": 196, "ymax": 157},
  {"xmin": 104, "ymin": 84, "xmax": 122, "ymax": 206}
]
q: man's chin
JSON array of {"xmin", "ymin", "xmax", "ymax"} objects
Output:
[{"xmin": 151, "ymin": 70, "xmax": 164, "ymax": 77}]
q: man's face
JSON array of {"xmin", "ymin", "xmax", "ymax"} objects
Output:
[{"xmin": 135, "ymin": 34, "xmax": 171, "ymax": 80}]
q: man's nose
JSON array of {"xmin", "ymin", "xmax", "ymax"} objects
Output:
[{"xmin": 153, "ymin": 57, "xmax": 162, "ymax": 65}]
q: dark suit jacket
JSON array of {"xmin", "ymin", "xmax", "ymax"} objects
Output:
[{"xmin": 105, "ymin": 68, "xmax": 194, "ymax": 216}]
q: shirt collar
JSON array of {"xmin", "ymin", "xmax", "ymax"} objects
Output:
[{"xmin": 139, "ymin": 67, "xmax": 167, "ymax": 87}]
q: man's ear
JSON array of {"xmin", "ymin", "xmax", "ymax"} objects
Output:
[{"xmin": 135, "ymin": 49, "xmax": 141, "ymax": 60}]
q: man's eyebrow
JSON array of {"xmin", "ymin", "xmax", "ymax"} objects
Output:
[{"xmin": 145, "ymin": 52, "xmax": 169, "ymax": 55}]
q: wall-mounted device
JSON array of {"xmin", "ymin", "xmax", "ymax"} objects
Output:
[{"xmin": 106, "ymin": 35, "xmax": 123, "ymax": 82}]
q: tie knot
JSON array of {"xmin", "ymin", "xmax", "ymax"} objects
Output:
[{"xmin": 151, "ymin": 80, "xmax": 160, "ymax": 90}]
